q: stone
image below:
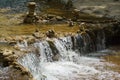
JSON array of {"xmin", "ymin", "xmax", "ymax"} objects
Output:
[
  {"xmin": 79, "ymin": 22, "xmax": 88, "ymax": 31},
  {"xmin": 56, "ymin": 16, "xmax": 63, "ymax": 21},
  {"xmin": 68, "ymin": 19, "xmax": 74, "ymax": 27},
  {"xmin": 32, "ymin": 29, "xmax": 41, "ymax": 39},
  {"xmin": 23, "ymin": 15, "xmax": 39, "ymax": 23},
  {"xmin": 23, "ymin": 2, "xmax": 39, "ymax": 23},
  {"xmin": 46, "ymin": 30, "xmax": 56, "ymax": 38},
  {"xmin": 52, "ymin": 54, "xmax": 60, "ymax": 61},
  {"xmin": 0, "ymin": 49, "xmax": 34, "ymax": 80},
  {"xmin": 11, "ymin": 62, "xmax": 34, "ymax": 80},
  {"xmin": 2, "ymin": 49, "xmax": 14, "ymax": 57},
  {"xmin": 27, "ymin": 38, "xmax": 36, "ymax": 45},
  {"xmin": 0, "ymin": 49, "xmax": 17, "ymax": 67},
  {"xmin": 8, "ymin": 41, "xmax": 17, "ymax": 46},
  {"xmin": 47, "ymin": 14, "xmax": 56, "ymax": 19},
  {"xmin": 27, "ymin": 2, "xmax": 36, "ymax": 16},
  {"xmin": 72, "ymin": 9, "xmax": 80, "ymax": 20}
]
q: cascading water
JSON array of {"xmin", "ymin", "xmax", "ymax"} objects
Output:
[{"xmin": 18, "ymin": 32, "xmax": 120, "ymax": 80}]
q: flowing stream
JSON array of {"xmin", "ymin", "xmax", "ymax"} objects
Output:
[
  {"xmin": 17, "ymin": 32, "xmax": 120, "ymax": 80},
  {"xmin": 1, "ymin": 31, "xmax": 120, "ymax": 80}
]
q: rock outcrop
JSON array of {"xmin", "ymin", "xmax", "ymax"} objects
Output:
[{"xmin": 0, "ymin": 49, "xmax": 34, "ymax": 80}]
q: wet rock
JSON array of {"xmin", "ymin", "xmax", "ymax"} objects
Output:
[
  {"xmin": 46, "ymin": 30, "xmax": 56, "ymax": 38},
  {"xmin": 75, "ymin": 33, "xmax": 84, "ymax": 52},
  {"xmin": 8, "ymin": 41, "xmax": 17, "ymax": 46},
  {"xmin": 27, "ymin": 38, "xmax": 36, "ymax": 45},
  {"xmin": 32, "ymin": 29, "xmax": 41, "ymax": 39},
  {"xmin": 47, "ymin": 40, "xmax": 60, "ymax": 61},
  {"xmin": 52, "ymin": 54, "xmax": 60, "ymax": 61},
  {"xmin": 24, "ymin": 15, "xmax": 39, "ymax": 23},
  {"xmin": 79, "ymin": 22, "xmax": 88, "ymax": 31}
]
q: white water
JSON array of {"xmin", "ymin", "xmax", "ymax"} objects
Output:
[{"xmin": 18, "ymin": 36, "xmax": 120, "ymax": 80}]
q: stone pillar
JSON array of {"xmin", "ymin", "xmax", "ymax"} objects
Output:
[
  {"xmin": 23, "ymin": 2, "xmax": 39, "ymax": 23},
  {"xmin": 27, "ymin": 2, "xmax": 36, "ymax": 16}
]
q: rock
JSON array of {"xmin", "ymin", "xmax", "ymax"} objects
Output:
[
  {"xmin": 72, "ymin": 9, "xmax": 80, "ymax": 20},
  {"xmin": 56, "ymin": 16, "xmax": 63, "ymax": 21},
  {"xmin": 23, "ymin": 15, "xmax": 39, "ymax": 23},
  {"xmin": 79, "ymin": 22, "xmax": 88, "ymax": 31},
  {"xmin": 8, "ymin": 41, "xmax": 17, "ymax": 46},
  {"xmin": 68, "ymin": 19, "xmax": 74, "ymax": 27},
  {"xmin": 47, "ymin": 40, "xmax": 59, "ymax": 59},
  {"xmin": 2, "ymin": 49, "xmax": 14, "ymax": 57},
  {"xmin": 27, "ymin": 38, "xmax": 36, "ymax": 45},
  {"xmin": 46, "ymin": 30, "xmax": 56, "ymax": 38},
  {"xmin": 32, "ymin": 30, "xmax": 41, "ymax": 39},
  {"xmin": 10, "ymin": 62, "xmax": 34, "ymax": 80},
  {"xmin": 52, "ymin": 54, "xmax": 60, "ymax": 61},
  {"xmin": 47, "ymin": 14, "xmax": 56, "ymax": 19},
  {"xmin": 0, "ymin": 49, "xmax": 34, "ymax": 80},
  {"xmin": 27, "ymin": 2, "xmax": 36, "ymax": 16},
  {"xmin": 23, "ymin": 2, "xmax": 39, "ymax": 24}
]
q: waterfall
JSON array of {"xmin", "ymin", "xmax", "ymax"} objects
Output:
[
  {"xmin": 53, "ymin": 36, "xmax": 80, "ymax": 62},
  {"xmin": 34, "ymin": 41, "xmax": 53, "ymax": 62},
  {"xmin": 17, "ymin": 32, "xmax": 120, "ymax": 80}
]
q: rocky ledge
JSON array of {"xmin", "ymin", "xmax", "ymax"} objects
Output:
[{"xmin": 0, "ymin": 49, "xmax": 34, "ymax": 80}]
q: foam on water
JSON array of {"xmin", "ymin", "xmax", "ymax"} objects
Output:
[
  {"xmin": 40, "ymin": 61, "xmax": 99, "ymax": 80},
  {"xmin": 18, "ymin": 51, "xmax": 120, "ymax": 80}
]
